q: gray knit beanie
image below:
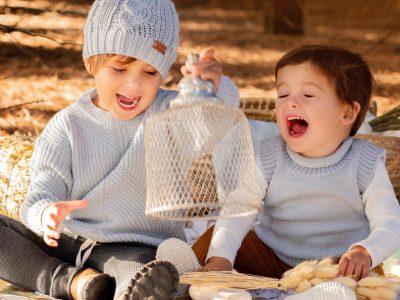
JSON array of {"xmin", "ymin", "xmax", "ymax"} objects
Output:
[{"xmin": 83, "ymin": 0, "xmax": 179, "ymax": 78}]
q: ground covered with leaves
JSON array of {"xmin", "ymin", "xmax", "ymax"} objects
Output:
[{"xmin": 0, "ymin": 0, "xmax": 399, "ymax": 136}]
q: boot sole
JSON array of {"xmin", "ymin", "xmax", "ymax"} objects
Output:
[{"xmin": 122, "ymin": 260, "xmax": 179, "ymax": 300}]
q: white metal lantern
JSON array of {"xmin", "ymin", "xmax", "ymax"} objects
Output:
[{"xmin": 144, "ymin": 54, "xmax": 260, "ymax": 220}]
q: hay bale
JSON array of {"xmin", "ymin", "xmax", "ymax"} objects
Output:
[{"xmin": 0, "ymin": 135, "xmax": 34, "ymax": 219}]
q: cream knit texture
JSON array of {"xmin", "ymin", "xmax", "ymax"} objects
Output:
[
  {"xmin": 83, "ymin": 0, "xmax": 179, "ymax": 78},
  {"xmin": 255, "ymin": 136, "xmax": 384, "ymax": 267},
  {"xmin": 20, "ymin": 77, "xmax": 240, "ymax": 247},
  {"xmin": 156, "ymin": 238, "xmax": 201, "ymax": 274}
]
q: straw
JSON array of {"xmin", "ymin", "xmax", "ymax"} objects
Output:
[
  {"xmin": 180, "ymin": 271, "xmax": 281, "ymax": 289},
  {"xmin": 0, "ymin": 135, "xmax": 34, "ymax": 219}
]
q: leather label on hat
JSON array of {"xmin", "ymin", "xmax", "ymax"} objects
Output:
[{"xmin": 152, "ymin": 40, "xmax": 167, "ymax": 55}]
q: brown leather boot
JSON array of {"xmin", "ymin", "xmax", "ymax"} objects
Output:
[{"xmin": 70, "ymin": 268, "xmax": 115, "ymax": 300}]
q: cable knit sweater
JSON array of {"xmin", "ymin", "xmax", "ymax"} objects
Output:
[
  {"xmin": 20, "ymin": 76, "xmax": 239, "ymax": 247},
  {"xmin": 207, "ymin": 135, "xmax": 400, "ymax": 268},
  {"xmin": 255, "ymin": 136, "xmax": 380, "ymax": 266}
]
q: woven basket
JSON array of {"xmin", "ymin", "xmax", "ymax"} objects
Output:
[
  {"xmin": 240, "ymin": 97, "xmax": 276, "ymax": 122},
  {"xmin": 355, "ymin": 134, "xmax": 400, "ymax": 201}
]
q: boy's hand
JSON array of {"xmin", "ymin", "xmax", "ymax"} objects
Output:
[
  {"xmin": 200, "ymin": 256, "xmax": 232, "ymax": 272},
  {"xmin": 338, "ymin": 245, "xmax": 372, "ymax": 280},
  {"xmin": 181, "ymin": 47, "xmax": 222, "ymax": 93},
  {"xmin": 41, "ymin": 200, "xmax": 88, "ymax": 247}
]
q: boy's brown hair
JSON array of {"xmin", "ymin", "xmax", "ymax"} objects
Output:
[
  {"xmin": 85, "ymin": 54, "xmax": 136, "ymax": 74},
  {"xmin": 275, "ymin": 45, "xmax": 374, "ymax": 136}
]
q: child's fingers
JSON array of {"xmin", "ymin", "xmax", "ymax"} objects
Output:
[
  {"xmin": 59, "ymin": 200, "xmax": 89, "ymax": 219},
  {"xmin": 198, "ymin": 60, "xmax": 219, "ymax": 69},
  {"xmin": 42, "ymin": 206, "xmax": 61, "ymax": 232},
  {"xmin": 202, "ymin": 263, "xmax": 227, "ymax": 272},
  {"xmin": 344, "ymin": 260, "xmax": 356, "ymax": 277},
  {"xmin": 45, "ymin": 218, "xmax": 58, "ymax": 232},
  {"xmin": 199, "ymin": 48, "xmax": 215, "ymax": 61},
  {"xmin": 46, "ymin": 227, "xmax": 60, "ymax": 240},
  {"xmin": 186, "ymin": 51, "xmax": 222, "ymax": 93},
  {"xmin": 181, "ymin": 65, "xmax": 191, "ymax": 76},
  {"xmin": 45, "ymin": 204, "xmax": 59, "ymax": 217},
  {"xmin": 353, "ymin": 264, "xmax": 364, "ymax": 280},
  {"xmin": 197, "ymin": 64, "xmax": 222, "ymax": 77},
  {"xmin": 192, "ymin": 65, "xmax": 201, "ymax": 77},
  {"xmin": 44, "ymin": 236, "xmax": 58, "ymax": 247},
  {"xmin": 361, "ymin": 265, "xmax": 369, "ymax": 279},
  {"xmin": 193, "ymin": 63, "xmax": 222, "ymax": 78},
  {"xmin": 204, "ymin": 257, "xmax": 233, "ymax": 272},
  {"xmin": 199, "ymin": 71, "xmax": 220, "ymax": 85},
  {"xmin": 43, "ymin": 230, "xmax": 59, "ymax": 247},
  {"xmin": 338, "ymin": 257, "xmax": 348, "ymax": 276},
  {"xmin": 191, "ymin": 56, "xmax": 221, "ymax": 75},
  {"xmin": 65, "ymin": 199, "xmax": 89, "ymax": 212},
  {"xmin": 44, "ymin": 200, "xmax": 88, "ymax": 233}
]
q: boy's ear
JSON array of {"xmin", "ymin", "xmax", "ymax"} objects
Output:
[
  {"xmin": 84, "ymin": 59, "xmax": 93, "ymax": 74},
  {"xmin": 342, "ymin": 101, "xmax": 361, "ymax": 125}
]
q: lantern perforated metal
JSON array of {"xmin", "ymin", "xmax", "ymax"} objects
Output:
[{"xmin": 144, "ymin": 54, "xmax": 261, "ymax": 220}]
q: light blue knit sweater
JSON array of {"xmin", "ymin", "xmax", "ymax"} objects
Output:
[
  {"xmin": 20, "ymin": 77, "xmax": 239, "ymax": 246},
  {"xmin": 254, "ymin": 135, "xmax": 385, "ymax": 267}
]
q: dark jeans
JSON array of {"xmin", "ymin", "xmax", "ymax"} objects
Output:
[{"xmin": 0, "ymin": 215, "xmax": 157, "ymax": 300}]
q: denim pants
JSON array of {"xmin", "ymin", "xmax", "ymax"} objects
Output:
[{"xmin": 0, "ymin": 215, "xmax": 157, "ymax": 300}]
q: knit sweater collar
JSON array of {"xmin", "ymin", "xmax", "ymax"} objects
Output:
[{"xmin": 285, "ymin": 137, "xmax": 353, "ymax": 169}]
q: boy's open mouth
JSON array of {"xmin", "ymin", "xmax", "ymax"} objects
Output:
[
  {"xmin": 287, "ymin": 116, "xmax": 308, "ymax": 136},
  {"xmin": 117, "ymin": 94, "xmax": 141, "ymax": 110}
]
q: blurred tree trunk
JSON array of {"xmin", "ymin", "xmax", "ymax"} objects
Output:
[{"xmin": 264, "ymin": 0, "xmax": 304, "ymax": 35}]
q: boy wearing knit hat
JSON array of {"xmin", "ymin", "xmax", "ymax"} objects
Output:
[{"xmin": 0, "ymin": 0, "xmax": 239, "ymax": 299}]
